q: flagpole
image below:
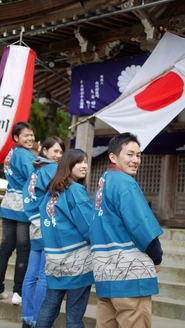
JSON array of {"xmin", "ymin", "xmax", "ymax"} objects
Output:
[{"xmin": 69, "ymin": 54, "xmax": 185, "ymax": 130}]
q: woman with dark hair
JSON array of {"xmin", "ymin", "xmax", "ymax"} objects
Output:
[
  {"xmin": 35, "ymin": 149, "xmax": 94, "ymax": 328},
  {"xmin": 21, "ymin": 136, "xmax": 66, "ymax": 328},
  {"xmin": 0, "ymin": 121, "xmax": 36, "ymax": 304}
]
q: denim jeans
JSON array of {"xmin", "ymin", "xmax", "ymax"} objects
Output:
[
  {"xmin": 35, "ymin": 285, "xmax": 91, "ymax": 328},
  {"xmin": 22, "ymin": 250, "xmax": 47, "ymax": 327},
  {"xmin": 0, "ymin": 218, "xmax": 30, "ymax": 295}
]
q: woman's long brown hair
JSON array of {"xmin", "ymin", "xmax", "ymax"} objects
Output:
[{"xmin": 45, "ymin": 148, "xmax": 88, "ymax": 196}]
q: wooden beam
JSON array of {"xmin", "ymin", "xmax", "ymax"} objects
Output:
[
  {"xmin": 95, "ymin": 128, "xmax": 118, "ymax": 136},
  {"xmin": 97, "ymin": 24, "xmax": 145, "ymax": 44},
  {"xmin": 0, "ymin": 0, "xmax": 78, "ymax": 21},
  {"xmin": 36, "ymin": 24, "xmax": 145, "ymax": 56},
  {"xmin": 35, "ymin": 39, "xmax": 79, "ymax": 57},
  {"xmin": 0, "ymin": 0, "xmax": 123, "ymax": 29}
]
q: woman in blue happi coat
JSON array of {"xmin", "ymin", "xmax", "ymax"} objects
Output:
[
  {"xmin": 35, "ymin": 148, "xmax": 94, "ymax": 328},
  {"xmin": 21, "ymin": 136, "xmax": 66, "ymax": 328}
]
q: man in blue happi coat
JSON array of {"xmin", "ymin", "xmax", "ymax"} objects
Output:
[{"xmin": 90, "ymin": 132, "xmax": 163, "ymax": 328}]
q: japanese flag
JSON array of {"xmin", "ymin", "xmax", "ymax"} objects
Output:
[
  {"xmin": 0, "ymin": 45, "xmax": 36, "ymax": 163},
  {"xmin": 96, "ymin": 32, "xmax": 185, "ymax": 150}
]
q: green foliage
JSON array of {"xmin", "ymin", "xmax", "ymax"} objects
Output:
[
  {"xmin": 56, "ymin": 110, "xmax": 71, "ymax": 140},
  {"xmin": 29, "ymin": 98, "xmax": 71, "ymax": 143},
  {"xmin": 29, "ymin": 99, "xmax": 48, "ymax": 142}
]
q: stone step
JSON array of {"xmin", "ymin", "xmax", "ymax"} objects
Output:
[
  {"xmin": 162, "ymin": 251, "xmax": 185, "ymax": 268},
  {"xmin": 161, "ymin": 239, "xmax": 185, "ymax": 252},
  {"xmin": 1, "ymin": 317, "xmax": 185, "ymax": 328},
  {"xmin": 158, "ymin": 280, "xmax": 185, "ymax": 300},
  {"xmin": 1, "ymin": 290, "xmax": 185, "ymax": 327},
  {"xmin": 4, "ymin": 280, "xmax": 185, "ymax": 322},
  {"xmin": 5, "ymin": 262, "xmax": 16, "ymax": 281},
  {"xmin": 0, "ymin": 293, "xmax": 21, "ymax": 323},
  {"xmin": 160, "ymin": 229, "xmax": 185, "ymax": 241},
  {"xmin": 0, "ymin": 290, "xmax": 96, "ymax": 328},
  {"xmin": 152, "ymin": 296, "xmax": 185, "ymax": 321},
  {"xmin": 158, "ymin": 265, "xmax": 185, "ymax": 283},
  {"xmin": 0, "ymin": 320, "xmax": 20, "ymax": 328}
]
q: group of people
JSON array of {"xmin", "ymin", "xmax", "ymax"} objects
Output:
[{"xmin": 0, "ymin": 121, "xmax": 163, "ymax": 328}]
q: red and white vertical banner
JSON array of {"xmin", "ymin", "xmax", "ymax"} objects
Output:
[{"xmin": 0, "ymin": 45, "xmax": 36, "ymax": 163}]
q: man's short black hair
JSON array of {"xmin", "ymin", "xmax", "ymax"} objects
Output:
[
  {"xmin": 108, "ymin": 132, "xmax": 140, "ymax": 156},
  {"xmin": 12, "ymin": 121, "xmax": 34, "ymax": 142}
]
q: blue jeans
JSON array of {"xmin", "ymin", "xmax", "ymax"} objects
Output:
[
  {"xmin": 22, "ymin": 250, "xmax": 47, "ymax": 327},
  {"xmin": 35, "ymin": 285, "xmax": 91, "ymax": 328},
  {"xmin": 0, "ymin": 218, "xmax": 30, "ymax": 295}
]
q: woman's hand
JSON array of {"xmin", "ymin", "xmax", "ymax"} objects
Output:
[{"xmin": 37, "ymin": 141, "xmax": 41, "ymax": 152}]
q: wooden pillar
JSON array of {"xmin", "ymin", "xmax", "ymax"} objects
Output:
[
  {"xmin": 75, "ymin": 117, "xmax": 95, "ymax": 190},
  {"xmin": 159, "ymin": 155, "xmax": 177, "ymax": 224}
]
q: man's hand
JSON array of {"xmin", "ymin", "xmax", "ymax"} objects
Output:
[{"xmin": 155, "ymin": 264, "xmax": 161, "ymax": 273}]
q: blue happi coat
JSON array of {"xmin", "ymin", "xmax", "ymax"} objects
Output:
[
  {"xmin": 0, "ymin": 147, "xmax": 36, "ymax": 222},
  {"xmin": 90, "ymin": 169, "xmax": 163, "ymax": 298},
  {"xmin": 39, "ymin": 182, "xmax": 94, "ymax": 290},
  {"xmin": 23, "ymin": 157, "xmax": 57, "ymax": 250}
]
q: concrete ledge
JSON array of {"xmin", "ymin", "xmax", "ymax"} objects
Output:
[
  {"xmin": 1, "ymin": 293, "xmax": 185, "ymax": 326},
  {"xmin": 0, "ymin": 320, "xmax": 22, "ymax": 328},
  {"xmin": 162, "ymin": 252, "xmax": 185, "ymax": 267},
  {"xmin": 152, "ymin": 296, "xmax": 185, "ymax": 320},
  {"xmin": 158, "ymin": 265, "xmax": 185, "ymax": 283},
  {"xmin": 0, "ymin": 292, "xmax": 96, "ymax": 328},
  {"xmin": 160, "ymin": 229, "xmax": 185, "ymax": 241},
  {"xmin": 0, "ymin": 295, "xmax": 21, "ymax": 323},
  {"xmin": 158, "ymin": 280, "xmax": 185, "ymax": 300},
  {"xmin": 161, "ymin": 239, "xmax": 185, "ymax": 252}
]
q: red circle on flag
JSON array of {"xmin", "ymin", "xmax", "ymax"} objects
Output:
[{"xmin": 134, "ymin": 72, "xmax": 184, "ymax": 111}]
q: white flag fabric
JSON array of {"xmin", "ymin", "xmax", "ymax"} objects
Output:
[
  {"xmin": 95, "ymin": 32, "xmax": 185, "ymax": 150},
  {"xmin": 0, "ymin": 45, "xmax": 36, "ymax": 163}
]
